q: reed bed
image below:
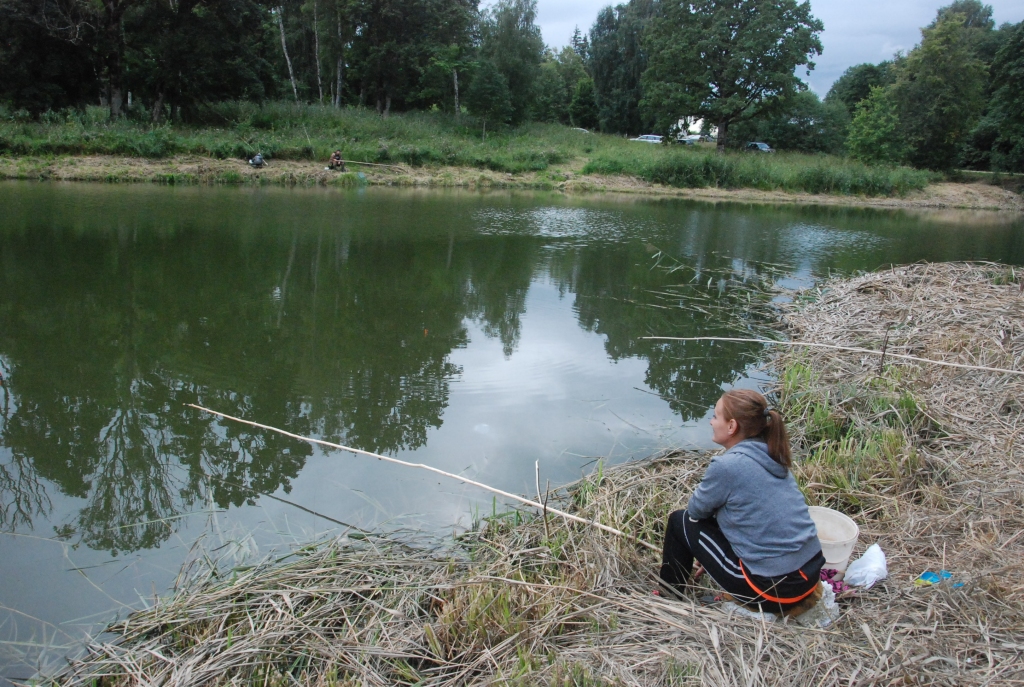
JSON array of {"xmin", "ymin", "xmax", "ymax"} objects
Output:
[{"xmin": 51, "ymin": 262, "xmax": 1024, "ymax": 686}]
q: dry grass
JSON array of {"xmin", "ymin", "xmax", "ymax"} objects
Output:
[{"xmin": 50, "ymin": 262, "xmax": 1024, "ymax": 686}]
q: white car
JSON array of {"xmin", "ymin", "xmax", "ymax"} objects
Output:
[{"xmin": 630, "ymin": 134, "xmax": 663, "ymax": 143}]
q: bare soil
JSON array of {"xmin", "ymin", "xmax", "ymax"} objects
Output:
[{"xmin": 2, "ymin": 154, "xmax": 1022, "ymax": 213}]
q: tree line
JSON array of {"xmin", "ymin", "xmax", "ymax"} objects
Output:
[{"xmin": 1, "ymin": 0, "xmax": 1021, "ymax": 171}]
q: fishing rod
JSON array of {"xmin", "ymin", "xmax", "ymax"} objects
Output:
[
  {"xmin": 643, "ymin": 336, "xmax": 1024, "ymax": 376},
  {"xmin": 207, "ymin": 474, "xmax": 371, "ymax": 535},
  {"xmin": 341, "ymin": 160, "xmax": 407, "ymax": 170},
  {"xmin": 187, "ymin": 404, "xmax": 660, "ymax": 552}
]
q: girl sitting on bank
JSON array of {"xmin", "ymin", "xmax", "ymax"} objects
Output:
[{"xmin": 660, "ymin": 389, "xmax": 824, "ymax": 613}]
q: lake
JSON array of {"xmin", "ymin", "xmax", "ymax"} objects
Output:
[{"xmin": 1, "ymin": 181, "xmax": 1022, "ymax": 680}]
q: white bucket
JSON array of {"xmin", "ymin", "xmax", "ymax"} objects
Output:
[{"xmin": 808, "ymin": 506, "xmax": 860, "ymax": 572}]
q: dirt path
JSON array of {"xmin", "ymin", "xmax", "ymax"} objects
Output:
[{"xmin": 2, "ymin": 154, "xmax": 1022, "ymax": 213}]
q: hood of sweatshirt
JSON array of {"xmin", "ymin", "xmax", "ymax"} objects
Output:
[{"xmin": 728, "ymin": 438, "xmax": 788, "ymax": 478}]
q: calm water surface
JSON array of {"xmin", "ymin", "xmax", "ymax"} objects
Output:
[{"xmin": 1, "ymin": 181, "xmax": 1022, "ymax": 678}]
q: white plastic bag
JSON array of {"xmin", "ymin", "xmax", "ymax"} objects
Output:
[{"xmin": 843, "ymin": 543, "xmax": 887, "ymax": 588}]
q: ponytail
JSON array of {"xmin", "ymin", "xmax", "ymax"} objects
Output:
[{"xmin": 718, "ymin": 390, "xmax": 792, "ymax": 468}]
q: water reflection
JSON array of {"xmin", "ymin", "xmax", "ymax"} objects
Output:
[{"xmin": 1, "ymin": 184, "xmax": 1022, "ymax": 565}]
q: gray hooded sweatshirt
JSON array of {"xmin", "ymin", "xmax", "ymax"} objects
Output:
[{"xmin": 687, "ymin": 438, "xmax": 821, "ymax": 577}]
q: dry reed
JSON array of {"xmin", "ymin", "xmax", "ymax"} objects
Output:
[{"xmin": 49, "ymin": 262, "xmax": 1024, "ymax": 686}]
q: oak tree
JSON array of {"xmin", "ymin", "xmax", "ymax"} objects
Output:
[{"xmin": 640, "ymin": 0, "xmax": 823, "ymax": 151}]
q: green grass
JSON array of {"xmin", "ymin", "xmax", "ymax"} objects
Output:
[
  {"xmin": 582, "ymin": 145, "xmax": 937, "ymax": 196},
  {"xmin": 778, "ymin": 355, "xmax": 937, "ymax": 513},
  {"xmin": 0, "ymin": 101, "xmax": 935, "ymax": 195}
]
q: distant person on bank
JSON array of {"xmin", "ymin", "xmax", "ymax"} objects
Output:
[
  {"xmin": 248, "ymin": 153, "xmax": 265, "ymax": 168},
  {"xmin": 660, "ymin": 389, "xmax": 825, "ymax": 613},
  {"xmin": 328, "ymin": 150, "xmax": 346, "ymax": 171}
]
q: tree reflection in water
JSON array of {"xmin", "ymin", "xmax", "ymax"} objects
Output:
[{"xmin": 0, "ymin": 191, "xmax": 775, "ymax": 555}]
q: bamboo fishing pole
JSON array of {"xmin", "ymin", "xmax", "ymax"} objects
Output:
[
  {"xmin": 643, "ymin": 336, "xmax": 1024, "ymax": 377},
  {"xmin": 342, "ymin": 160, "xmax": 406, "ymax": 170},
  {"xmin": 187, "ymin": 404, "xmax": 660, "ymax": 552}
]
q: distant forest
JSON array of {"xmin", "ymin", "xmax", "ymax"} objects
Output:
[{"xmin": 1, "ymin": 0, "xmax": 1022, "ymax": 171}]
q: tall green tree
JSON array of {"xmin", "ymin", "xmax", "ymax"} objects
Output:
[
  {"xmin": 889, "ymin": 13, "xmax": 987, "ymax": 170},
  {"xmin": 640, "ymin": 0, "xmax": 823, "ymax": 151},
  {"xmin": 846, "ymin": 86, "xmax": 905, "ymax": 165},
  {"xmin": 0, "ymin": 10, "xmax": 98, "ymax": 114},
  {"xmin": 464, "ymin": 58, "xmax": 512, "ymax": 133},
  {"xmin": 825, "ymin": 62, "xmax": 893, "ymax": 114},
  {"xmin": 478, "ymin": 0, "xmax": 544, "ymax": 124},
  {"xmin": 124, "ymin": 0, "xmax": 275, "ymax": 122},
  {"xmin": 533, "ymin": 46, "xmax": 588, "ymax": 123},
  {"xmin": 0, "ymin": 0, "xmax": 137, "ymax": 117},
  {"xmin": 929, "ymin": 0, "xmax": 1006, "ymax": 63},
  {"xmin": 533, "ymin": 55, "xmax": 568, "ymax": 123},
  {"xmin": 983, "ymin": 21, "xmax": 1024, "ymax": 171},
  {"xmin": 587, "ymin": 0, "xmax": 654, "ymax": 135},
  {"xmin": 346, "ymin": 0, "xmax": 474, "ymax": 114},
  {"xmin": 569, "ymin": 78, "xmax": 599, "ymax": 129}
]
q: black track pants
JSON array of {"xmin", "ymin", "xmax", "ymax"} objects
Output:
[{"xmin": 660, "ymin": 509, "xmax": 825, "ymax": 613}]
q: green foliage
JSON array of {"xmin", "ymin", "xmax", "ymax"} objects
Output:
[
  {"xmin": 533, "ymin": 59, "xmax": 569, "ymax": 124},
  {"xmin": 123, "ymin": 0, "xmax": 274, "ymax": 121},
  {"xmin": 640, "ymin": 0, "xmax": 823, "ymax": 148},
  {"xmin": 0, "ymin": 12, "xmax": 98, "ymax": 115},
  {"xmin": 929, "ymin": 0, "xmax": 1006, "ymax": 63},
  {"xmin": 0, "ymin": 103, "xmax": 580, "ymax": 172},
  {"xmin": 0, "ymin": 99, "xmax": 936, "ymax": 195},
  {"xmin": 581, "ymin": 147, "xmax": 932, "ymax": 196},
  {"xmin": 478, "ymin": 0, "xmax": 545, "ymax": 124},
  {"xmin": 531, "ymin": 47, "xmax": 589, "ymax": 125},
  {"xmin": 587, "ymin": 0, "xmax": 655, "ymax": 135},
  {"xmin": 779, "ymin": 355, "xmax": 928, "ymax": 514},
  {"xmin": 890, "ymin": 13, "xmax": 988, "ymax": 170},
  {"xmin": 983, "ymin": 21, "xmax": 1024, "ymax": 172},
  {"xmin": 825, "ymin": 62, "xmax": 893, "ymax": 114},
  {"xmin": 728, "ymin": 91, "xmax": 849, "ymax": 154},
  {"xmin": 464, "ymin": 60, "xmax": 513, "ymax": 129},
  {"xmin": 847, "ymin": 87, "xmax": 906, "ymax": 165},
  {"xmin": 568, "ymin": 78, "xmax": 599, "ymax": 130}
]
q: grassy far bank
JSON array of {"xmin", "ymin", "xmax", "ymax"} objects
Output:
[
  {"xmin": 53, "ymin": 263, "xmax": 1024, "ymax": 686},
  {"xmin": 0, "ymin": 102, "xmax": 939, "ymax": 197}
]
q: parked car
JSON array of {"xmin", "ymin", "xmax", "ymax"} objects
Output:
[
  {"xmin": 630, "ymin": 134, "xmax": 663, "ymax": 143},
  {"xmin": 675, "ymin": 134, "xmax": 702, "ymax": 145},
  {"xmin": 745, "ymin": 141, "xmax": 774, "ymax": 153}
]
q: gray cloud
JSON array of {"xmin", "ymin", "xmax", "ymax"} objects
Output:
[{"xmin": 534, "ymin": 0, "xmax": 1024, "ymax": 95}]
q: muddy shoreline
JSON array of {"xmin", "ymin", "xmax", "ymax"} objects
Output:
[{"xmin": 3, "ymin": 154, "xmax": 1022, "ymax": 213}]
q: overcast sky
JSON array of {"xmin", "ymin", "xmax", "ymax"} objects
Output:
[{"xmin": 532, "ymin": 0, "xmax": 1024, "ymax": 95}]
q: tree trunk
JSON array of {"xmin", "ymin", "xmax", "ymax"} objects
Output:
[
  {"xmin": 334, "ymin": 11, "xmax": 343, "ymax": 108},
  {"xmin": 276, "ymin": 7, "xmax": 299, "ymax": 102},
  {"xmin": 151, "ymin": 90, "xmax": 165, "ymax": 123},
  {"xmin": 453, "ymin": 68, "xmax": 460, "ymax": 117},
  {"xmin": 717, "ymin": 118, "xmax": 728, "ymax": 154},
  {"xmin": 103, "ymin": 0, "xmax": 125, "ymax": 119},
  {"xmin": 313, "ymin": 0, "xmax": 323, "ymax": 104},
  {"xmin": 335, "ymin": 57, "xmax": 343, "ymax": 108},
  {"xmin": 384, "ymin": 93, "xmax": 391, "ymax": 117}
]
